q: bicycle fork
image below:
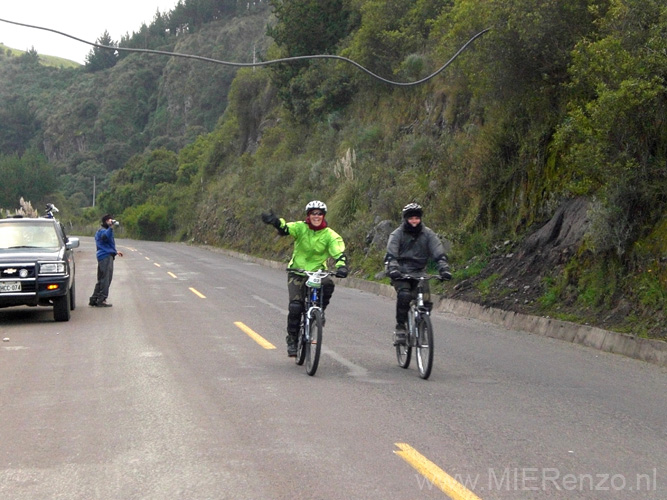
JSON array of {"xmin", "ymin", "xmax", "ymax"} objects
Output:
[{"xmin": 304, "ymin": 288, "xmax": 325, "ymax": 340}]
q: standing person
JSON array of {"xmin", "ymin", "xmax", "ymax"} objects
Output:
[
  {"xmin": 89, "ymin": 214, "xmax": 123, "ymax": 307},
  {"xmin": 385, "ymin": 203, "xmax": 452, "ymax": 345},
  {"xmin": 261, "ymin": 201, "xmax": 349, "ymax": 357}
]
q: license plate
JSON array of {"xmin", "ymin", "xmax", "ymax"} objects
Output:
[{"xmin": 0, "ymin": 282, "xmax": 21, "ymax": 292}]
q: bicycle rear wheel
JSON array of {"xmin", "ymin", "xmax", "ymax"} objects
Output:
[
  {"xmin": 396, "ymin": 340, "xmax": 411, "ymax": 368},
  {"xmin": 305, "ymin": 309, "xmax": 323, "ymax": 375},
  {"xmin": 415, "ymin": 315, "xmax": 434, "ymax": 379},
  {"xmin": 295, "ymin": 316, "xmax": 306, "ymax": 366},
  {"xmin": 397, "ymin": 307, "xmax": 416, "ymax": 368}
]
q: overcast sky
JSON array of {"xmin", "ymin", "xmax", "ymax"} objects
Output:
[{"xmin": 1, "ymin": 1, "xmax": 180, "ymax": 64}]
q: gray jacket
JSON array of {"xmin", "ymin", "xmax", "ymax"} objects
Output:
[{"xmin": 385, "ymin": 223, "xmax": 448, "ymax": 275}]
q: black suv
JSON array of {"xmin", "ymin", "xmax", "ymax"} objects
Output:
[{"xmin": 0, "ymin": 217, "xmax": 80, "ymax": 321}]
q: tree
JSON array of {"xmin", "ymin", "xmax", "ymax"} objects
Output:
[
  {"xmin": 345, "ymin": 0, "xmax": 425, "ymax": 77},
  {"xmin": 267, "ymin": 0, "xmax": 359, "ymax": 121},
  {"xmin": 0, "ymin": 96, "xmax": 39, "ymax": 155},
  {"xmin": 18, "ymin": 47, "xmax": 40, "ymax": 65},
  {"xmin": 554, "ymin": 0, "xmax": 667, "ymax": 257},
  {"xmin": 98, "ymin": 149, "xmax": 179, "ymax": 215},
  {"xmin": 0, "ymin": 149, "xmax": 56, "ymax": 207},
  {"xmin": 85, "ymin": 31, "xmax": 118, "ymax": 72},
  {"xmin": 268, "ymin": 0, "xmax": 356, "ymax": 56}
]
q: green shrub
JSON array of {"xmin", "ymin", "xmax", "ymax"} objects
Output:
[
  {"xmin": 122, "ymin": 203, "xmax": 171, "ymax": 240},
  {"xmin": 576, "ymin": 259, "xmax": 619, "ymax": 309},
  {"xmin": 637, "ymin": 271, "xmax": 667, "ymax": 310},
  {"xmin": 477, "ymin": 273, "xmax": 500, "ymax": 299}
]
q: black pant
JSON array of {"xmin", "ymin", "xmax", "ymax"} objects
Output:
[
  {"xmin": 392, "ymin": 278, "xmax": 431, "ymax": 326},
  {"xmin": 90, "ymin": 255, "xmax": 114, "ymax": 304}
]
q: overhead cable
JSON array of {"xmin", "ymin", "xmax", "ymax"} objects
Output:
[{"xmin": 0, "ymin": 17, "xmax": 490, "ymax": 87}]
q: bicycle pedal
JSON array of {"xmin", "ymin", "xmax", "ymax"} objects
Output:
[{"xmin": 393, "ymin": 334, "xmax": 407, "ymax": 346}]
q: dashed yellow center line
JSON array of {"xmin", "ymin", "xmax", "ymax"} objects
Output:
[
  {"xmin": 394, "ymin": 443, "xmax": 483, "ymax": 500},
  {"xmin": 234, "ymin": 322, "xmax": 276, "ymax": 350},
  {"xmin": 168, "ymin": 272, "xmax": 177, "ymax": 278},
  {"xmin": 154, "ymin": 262, "xmax": 161, "ymax": 267},
  {"xmin": 189, "ymin": 287, "xmax": 206, "ymax": 298}
]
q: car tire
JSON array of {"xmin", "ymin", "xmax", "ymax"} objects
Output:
[
  {"xmin": 70, "ymin": 281, "xmax": 76, "ymax": 310},
  {"xmin": 53, "ymin": 293, "xmax": 71, "ymax": 322}
]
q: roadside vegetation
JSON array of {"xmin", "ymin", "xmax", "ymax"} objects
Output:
[{"xmin": 0, "ymin": 0, "xmax": 665, "ymax": 339}]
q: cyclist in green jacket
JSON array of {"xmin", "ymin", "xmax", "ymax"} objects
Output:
[{"xmin": 262, "ymin": 200, "xmax": 349, "ymax": 356}]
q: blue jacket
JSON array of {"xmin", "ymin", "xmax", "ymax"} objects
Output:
[{"xmin": 95, "ymin": 226, "xmax": 118, "ymax": 261}]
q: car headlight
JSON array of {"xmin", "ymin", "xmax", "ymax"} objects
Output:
[{"xmin": 39, "ymin": 262, "xmax": 66, "ymax": 274}]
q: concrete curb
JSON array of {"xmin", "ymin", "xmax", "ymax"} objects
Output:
[
  {"xmin": 435, "ymin": 298, "xmax": 667, "ymax": 368},
  {"xmin": 210, "ymin": 246, "xmax": 667, "ymax": 368}
]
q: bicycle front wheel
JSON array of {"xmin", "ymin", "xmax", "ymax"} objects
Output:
[
  {"xmin": 305, "ymin": 309, "xmax": 323, "ymax": 376},
  {"xmin": 415, "ymin": 315, "xmax": 434, "ymax": 379}
]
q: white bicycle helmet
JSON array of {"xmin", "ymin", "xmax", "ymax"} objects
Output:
[
  {"xmin": 305, "ymin": 200, "xmax": 327, "ymax": 214},
  {"xmin": 402, "ymin": 203, "xmax": 423, "ymax": 218}
]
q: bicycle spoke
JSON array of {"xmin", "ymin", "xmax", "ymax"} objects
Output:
[
  {"xmin": 295, "ymin": 317, "xmax": 306, "ymax": 365},
  {"xmin": 396, "ymin": 309, "xmax": 414, "ymax": 369}
]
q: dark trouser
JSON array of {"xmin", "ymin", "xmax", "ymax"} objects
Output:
[
  {"xmin": 90, "ymin": 255, "xmax": 114, "ymax": 304},
  {"xmin": 286, "ymin": 272, "xmax": 334, "ymax": 345},
  {"xmin": 392, "ymin": 278, "xmax": 431, "ymax": 327}
]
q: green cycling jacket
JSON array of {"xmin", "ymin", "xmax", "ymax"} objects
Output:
[{"xmin": 278, "ymin": 219, "xmax": 346, "ymax": 271}]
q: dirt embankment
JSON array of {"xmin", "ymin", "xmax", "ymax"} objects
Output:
[
  {"xmin": 448, "ymin": 197, "xmax": 665, "ymax": 340},
  {"xmin": 451, "ymin": 198, "xmax": 590, "ymax": 310}
]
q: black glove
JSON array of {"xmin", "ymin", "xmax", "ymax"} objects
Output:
[
  {"xmin": 388, "ymin": 269, "xmax": 402, "ymax": 280},
  {"xmin": 335, "ymin": 266, "xmax": 348, "ymax": 278},
  {"xmin": 439, "ymin": 265, "xmax": 452, "ymax": 280},
  {"xmin": 261, "ymin": 210, "xmax": 280, "ymax": 229}
]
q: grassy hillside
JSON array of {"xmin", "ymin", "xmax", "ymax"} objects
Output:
[{"xmin": 0, "ymin": 43, "xmax": 80, "ymax": 68}]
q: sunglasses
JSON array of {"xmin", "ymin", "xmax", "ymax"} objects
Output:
[{"xmin": 309, "ymin": 211, "xmax": 325, "ymax": 216}]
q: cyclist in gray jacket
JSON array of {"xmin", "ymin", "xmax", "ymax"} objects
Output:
[{"xmin": 385, "ymin": 203, "xmax": 451, "ymax": 344}]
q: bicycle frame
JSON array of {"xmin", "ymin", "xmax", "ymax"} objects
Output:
[{"xmin": 304, "ymin": 274, "xmax": 325, "ymax": 325}]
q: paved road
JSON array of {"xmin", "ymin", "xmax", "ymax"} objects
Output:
[{"xmin": 1, "ymin": 238, "xmax": 665, "ymax": 499}]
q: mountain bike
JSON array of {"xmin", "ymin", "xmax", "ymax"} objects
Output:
[
  {"xmin": 287, "ymin": 268, "xmax": 334, "ymax": 376},
  {"xmin": 395, "ymin": 274, "xmax": 442, "ymax": 380}
]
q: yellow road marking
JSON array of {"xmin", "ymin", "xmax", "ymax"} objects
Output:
[
  {"xmin": 234, "ymin": 322, "xmax": 276, "ymax": 350},
  {"xmin": 168, "ymin": 272, "xmax": 177, "ymax": 278},
  {"xmin": 189, "ymin": 287, "xmax": 206, "ymax": 298},
  {"xmin": 145, "ymin": 256, "xmax": 151, "ymax": 261},
  {"xmin": 154, "ymin": 262, "xmax": 161, "ymax": 267},
  {"xmin": 394, "ymin": 443, "xmax": 483, "ymax": 500}
]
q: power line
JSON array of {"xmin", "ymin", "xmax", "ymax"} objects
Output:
[{"xmin": 0, "ymin": 17, "xmax": 490, "ymax": 87}]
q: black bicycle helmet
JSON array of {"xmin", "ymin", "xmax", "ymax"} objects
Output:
[{"xmin": 402, "ymin": 203, "xmax": 423, "ymax": 219}]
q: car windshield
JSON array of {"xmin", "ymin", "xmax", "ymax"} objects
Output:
[{"xmin": 0, "ymin": 223, "xmax": 60, "ymax": 249}]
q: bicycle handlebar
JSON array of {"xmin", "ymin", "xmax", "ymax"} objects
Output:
[
  {"xmin": 286, "ymin": 268, "xmax": 335, "ymax": 277},
  {"xmin": 399, "ymin": 274, "xmax": 444, "ymax": 281}
]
